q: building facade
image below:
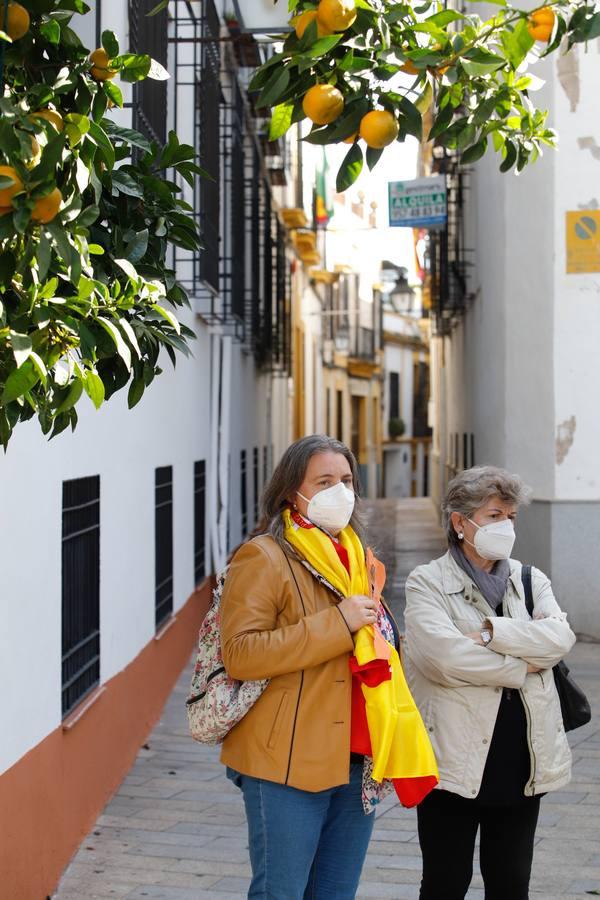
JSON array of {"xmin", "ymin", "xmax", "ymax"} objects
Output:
[
  {"xmin": 0, "ymin": 2, "xmax": 296, "ymax": 896},
  {"xmin": 427, "ymin": 49, "xmax": 600, "ymax": 639}
]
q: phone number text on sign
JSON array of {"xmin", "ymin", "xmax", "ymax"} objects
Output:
[{"xmin": 389, "ymin": 176, "xmax": 447, "ymax": 229}]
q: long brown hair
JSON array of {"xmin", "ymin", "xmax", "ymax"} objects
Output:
[{"xmin": 253, "ymin": 434, "xmax": 367, "ymax": 552}]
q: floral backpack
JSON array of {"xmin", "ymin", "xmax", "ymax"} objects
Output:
[{"xmin": 186, "ymin": 567, "xmax": 269, "ymax": 745}]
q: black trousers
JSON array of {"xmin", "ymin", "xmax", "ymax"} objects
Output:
[{"xmin": 417, "ymin": 789, "xmax": 541, "ymax": 900}]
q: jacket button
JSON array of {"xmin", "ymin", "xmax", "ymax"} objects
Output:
[
  {"xmin": 482, "ymin": 739, "xmax": 488, "ymax": 744},
  {"xmin": 495, "ymin": 687, "xmax": 501, "ymax": 693},
  {"xmin": 428, "ymin": 726, "xmax": 434, "ymax": 732},
  {"xmin": 471, "ymin": 789, "xmax": 476, "ymax": 795}
]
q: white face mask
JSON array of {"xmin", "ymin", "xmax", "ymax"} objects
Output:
[
  {"xmin": 297, "ymin": 482, "xmax": 355, "ymax": 534},
  {"xmin": 466, "ymin": 518, "xmax": 516, "ymax": 561}
]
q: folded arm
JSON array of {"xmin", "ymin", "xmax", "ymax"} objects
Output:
[
  {"xmin": 404, "ymin": 569, "xmax": 527, "ymax": 689},
  {"xmin": 485, "ymin": 567, "xmax": 576, "ymax": 668}
]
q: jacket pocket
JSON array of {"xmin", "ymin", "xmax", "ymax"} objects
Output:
[{"xmin": 267, "ymin": 691, "xmax": 290, "ymax": 750}]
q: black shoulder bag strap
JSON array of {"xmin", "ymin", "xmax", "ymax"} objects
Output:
[
  {"xmin": 521, "ymin": 563, "xmax": 591, "ymax": 732},
  {"xmin": 521, "ymin": 564, "xmax": 534, "ymax": 617}
]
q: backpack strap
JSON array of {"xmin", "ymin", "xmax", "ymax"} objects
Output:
[{"xmin": 521, "ymin": 564, "xmax": 534, "ymax": 617}]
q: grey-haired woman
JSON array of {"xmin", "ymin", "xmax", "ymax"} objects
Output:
[{"xmin": 404, "ymin": 465, "xmax": 576, "ymax": 900}]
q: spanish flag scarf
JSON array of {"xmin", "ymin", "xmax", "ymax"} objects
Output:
[{"xmin": 282, "ymin": 507, "xmax": 439, "ymax": 807}]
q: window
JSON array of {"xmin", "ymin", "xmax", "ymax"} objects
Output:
[
  {"xmin": 129, "ymin": 0, "xmax": 168, "ymax": 144},
  {"xmin": 155, "ymin": 466, "xmax": 173, "ymax": 629},
  {"xmin": 62, "ymin": 475, "xmax": 100, "ymax": 717},
  {"xmin": 389, "ymin": 372, "xmax": 400, "ymax": 421},
  {"xmin": 194, "ymin": 460, "xmax": 206, "ymax": 586},
  {"xmin": 336, "ymin": 389, "xmax": 344, "ymax": 442},
  {"xmin": 253, "ymin": 447, "xmax": 259, "ymax": 525},
  {"xmin": 240, "ymin": 450, "xmax": 248, "ymax": 538},
  {"xmin": 198, "ymin": 0, "xmax": 221, "ymax": 292},
  {"xmin": 263, "ymin": 445, "xmax": 268, "ymax": 486}
]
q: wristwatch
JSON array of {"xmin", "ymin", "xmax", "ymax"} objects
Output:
[{"xmin": 480, "ymin": 628, "xmax": 493, "ymax": 646}]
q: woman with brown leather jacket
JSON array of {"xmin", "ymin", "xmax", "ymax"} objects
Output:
[{"xmin": 220, "ymin": 434, "xmax": 400, "ymax": 899}]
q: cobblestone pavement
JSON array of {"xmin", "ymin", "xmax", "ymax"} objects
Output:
[{"xmin": 56, "ymin": 499, "xmax": 600, "ymax": 900}]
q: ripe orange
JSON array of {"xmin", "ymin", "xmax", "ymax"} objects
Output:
[
  {"xmin": 302, "ymin": 84, "xmax": 344, "ymax": 125},
  {"xmin": 293, "ymin": 9, "xmax": 332, "ymax": 38},
  {"xmin": 400, "ymin": 60, "xmax": 419, "ymax": 75},
  {"xmin": 527, "ymin": 7, "xmax": 555, "ymax": 41},
  {"xmin": 317, "ymin": 0, "xmax": 356, "ymax": 32},
  {"xmin": 31, "ymin": 108, "xmax": 64, "ymax": 132},
  {"xmin": 31, "ymin": 187, "xmax": 62, "ymax": 223},
  {"xmin": 89, "ymin": 48, "xmax": 118, "ymax": 81},
  {"xmin": 6, "ymin": 2, "xmax": 30, "ymax": 40},
  {"xmin": 343, "ymin": 132, "xmax": 358, "ymax": 143},
  {"xmin": 0, "ymin": 165, "xmax": 24, "ymax": 206},
  {"xmin": 359, "ymin": 110, "xmax": 399, "ymax": 149}
]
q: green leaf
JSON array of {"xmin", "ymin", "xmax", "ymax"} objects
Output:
[
  {"xmin": 102, "ymin": 29, "xmax": 119, "ymax": 57},
  {"xmin": 55, "ymin": 377, "xmax": 83, "ymax": 415},
  {"xmin": 103, "ymin": 121, "xmax": 151, "ymax": 152},
  {"xmin": 36, "ymin": 233, "xmax": 52, "ymax": 281},
  {"xmin": 151, "ymin": 303, "xmax": 181, "ymax": 335},
  {"xmin": 40, "ymin": 20, "xmax": 61, "ymax": 43},
  {"xmin": 11, "ymin": 333, "xmax": 32, "ymax": 368},
  {"xmin": 103, "ymin": 80, "xmax": 123, "ymax": 108},
  {"xmin": 111, "ymin": 169, "xmax": 143, "ymax": 198},
  {"xmin": 461, "ymin": 137, "xmax": 488, "ymax": 164},
  {"xmin": 97, "ymin": 318, "xmax": 132, "ymax": 370},
  {"xmin": 257, "ymin": 67, "xmax": 291, "ymax": 110},
  {"xmin": 114, "ymin": 258, "xmax": 140, "ymax": 283},
  {"xmin": 366, "ymin": 147, "xmax": 383, "ymax": 171},
  {"xmin": 113, "ymin": 53, "xmax": 152, "ymax": 83},
  {"xmin": 427, "ymin": 9, "xmax": 465, "ymax": 26},
  {"xmin": 501, "ymin": 20, "xmax": 534, "ymax": 69},
  {"xmin": 500, "ymin": 139, "xmax": 517, "ymax": 172},
  {"xmin": 83, "ymin": 370, "xmax": 105, "ymax": 409},
  {"xmin": 119, "ymin": 318, "xmax": 142, "ymax": 357},
  {"xmin": 269, "ymin": 103, "xmax": 294, "ymax": 141},
  {"xmin": 88, "ymin": 120, "xmax": 115, "ymax": 170},
  {"xmin": 2, "ymin": 360, "xmax": 39, "ymax": 404},
  {"xmin": 398, "ymin": 96, "xmax": 423, "ymax": 141},
  {"xmin": 428, "ymin": 103, "xmax": 453, "ymax": 140},
  {"xmin": 127, "ymin": 376, "xmax": 145, "ymax": 409},
  {"xmin": 336, "ymin": 142, "xmax": 363, "ymax": 193},
  {"xmin": 124, "ymin": 228, "xmax": 149, "ymax": 263},
  {"xmin": 77, "ymin": 204, "xmax": 100, "ymax": 227}
]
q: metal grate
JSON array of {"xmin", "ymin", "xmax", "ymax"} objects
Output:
[
  {"xmin": 263, "ymin": 445, "xmax": 268, "ymax": 487},
  {"xmin": 240, "ymin": 449, "xmax": 248, "ymax": 537},
  {"xmin": 194, "ymin": 460, "xmax": 206, "ymax": 585},
  {"xmin": 198, "ymin": 0, "xmax": 221, "ymax": 294},
  {"xmin": 253, "ymin": 446, "xmax": 259, "ymax": 525},
  {"xmin": 62, "ymin": 475, "xmax": 100, "ymax": 717},
  {"xmin": 129, "ymin": 0, "xmax": 168, "ymax": 144},
  {"xmin": 155, "ymin": 466, "xmax": 174, "ymax": 629},
  {"xmin": 428, "ymin": 151, "xmax": 474, "ymax": 335}
]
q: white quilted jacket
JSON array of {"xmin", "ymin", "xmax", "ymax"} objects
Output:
[{"xmin": 404, "ymin": 552, "xmax": 576, "ymax": 799}]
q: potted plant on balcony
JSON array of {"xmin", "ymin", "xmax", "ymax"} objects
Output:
[{"xmin": 388, "ymin": 418, "xmax": 406, "ymax": 440}]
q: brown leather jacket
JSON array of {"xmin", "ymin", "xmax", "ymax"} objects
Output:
[{"xmin": 219, "ymin": 534, "xmax": 355, "ymax": 792}]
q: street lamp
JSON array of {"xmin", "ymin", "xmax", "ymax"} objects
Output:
[{"xmin": 231, "ymin": 0, "xmax": 292, "ymax": 35}]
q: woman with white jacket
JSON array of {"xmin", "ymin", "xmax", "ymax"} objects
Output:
[{"xmin": 404, "ymin": 466, "xmax": 576, "ymax": 900}]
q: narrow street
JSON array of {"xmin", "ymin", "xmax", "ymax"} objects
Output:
[{"xmin": 55, "ymin": 499, "xmax": 600, "ymax": 900}]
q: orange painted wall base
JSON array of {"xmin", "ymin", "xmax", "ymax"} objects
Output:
[{"xmin": 0, "ymin": 581, "xmax": 212, "ymax": 900}]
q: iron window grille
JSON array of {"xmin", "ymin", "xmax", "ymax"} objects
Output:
[
  {"xmin": 194, "ymin": 460, "xmax": 206, "ymax": 585},
  {"xmin": 240, "ymin": 449, "xmax": 248, "ymax": 537},
  {"xmin": 428, "ymin": 151, "xmax": 474, "ymax": 335},
  {"xmin": 129, "ymin": 0, "xmax": 168, "ymax": 144},
  {"xmin": 62, "ymin": 475, "xmax": 100, "ymax": 718},
  {"xmin": 253, "ymin": 446, "xmax": 259, "ymax": 525},
  {"xmin": 170, "ymin": 0, "xmax": 221, "ymax": 306},
  {"xmin": 263, "ymin": 445, "xmax": 268, "ymax": 487},
  {"xmin": 155, "ymin": 466, "xmax": 174, "ymax": 629},
  {"xmin": 389, "ymin": 372, "xmax": 400, "ymax": 421}
]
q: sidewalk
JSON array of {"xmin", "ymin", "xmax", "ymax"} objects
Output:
[{"xmin": 55, "ymin": 499, "xmax": 600, "ymax": 900}]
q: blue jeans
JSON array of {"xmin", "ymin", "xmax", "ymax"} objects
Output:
[{"xmin": 227, "ymin": 763, "xmax": 374, "ymax": 899}]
